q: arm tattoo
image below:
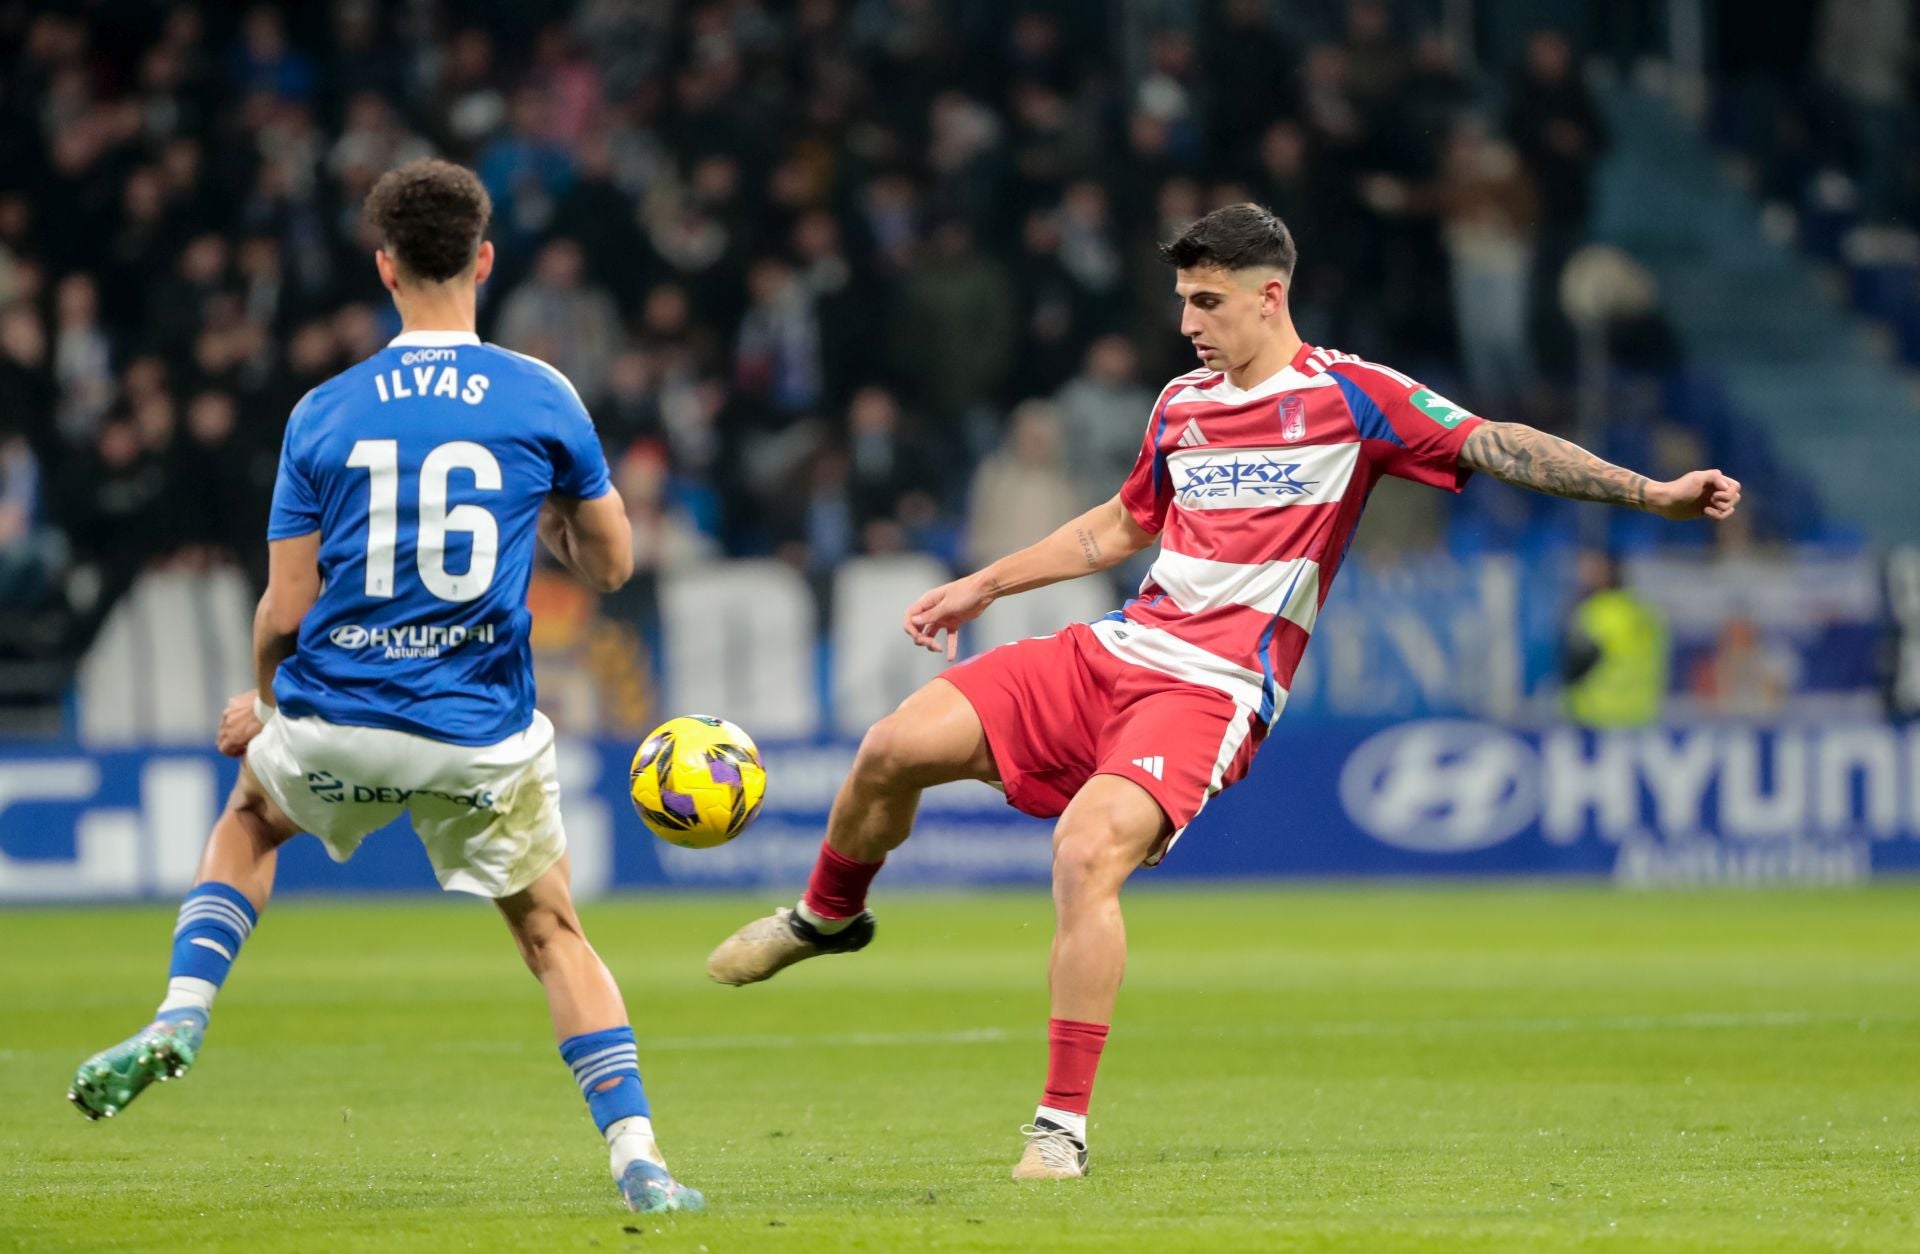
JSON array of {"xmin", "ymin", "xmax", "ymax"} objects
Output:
[
  {"xmin": 1460, "ymin": 421, "xmax": 1649, "ymax": 509},
  {"xmin": 1074, "ymin": 525, "xmax": 1103, "ymax": 569}
]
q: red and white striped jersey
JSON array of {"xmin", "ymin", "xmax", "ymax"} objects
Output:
[{"xmin": 1099, "ymin": 342, "xmax": 1484, "ymax": 724}]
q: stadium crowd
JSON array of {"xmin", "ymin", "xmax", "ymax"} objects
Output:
[{"xmin": 0, "ymin": 0, "xmax": 1624, "ymax": 670}]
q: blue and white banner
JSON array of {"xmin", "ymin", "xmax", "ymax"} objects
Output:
[{"xmin": 1, "ymin": 720, "xmax": 1916, "ymax": 901}]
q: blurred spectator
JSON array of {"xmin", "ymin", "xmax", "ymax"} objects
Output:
[
  {"xmin": 1562, "ymin": 552, "xmax": 1669, "ymax": 728},
  {"xmin": 0, "ymin": 305, "xmax": 55, "ymax": 454},
  {"xmin": 1814, "ymin": 0, "xmax": 1910, "ymax": 221},
  {"xmin": 477, "ymin": 88, "xmax": 575, "ymax": 255},
  {"xmin": 892, "ymin": 220, "xmax": 1015, "ymax": 427},
  {"xmin": 734, "ymin": 257, "xmax": 823, "ymax": 418},
  {"xmin": 1053, "ymin": 335, "xmax": 1154, "ymax": 510},
  {"xmin": 966, "ymin": 400, "xmax": 1079, "ymax": 569},
  {"xmin": 228, "ymin": 6, "xmax": 315, "ymax": 105},
  {"xmin": 1688, "ymin": 616, "xmax": 1800, "ymax": 716},
  {"xmin": 53, "ymin": 274, "xmax": 113, "ymax": 445},
  {"xmin": 845, "ymin": 386, "xmax": 939, "ymax": 550},
  {"xmin": 0, "ymin": 429, "xmax": 56, "ymax": 608},
  {"xmin": 1506, "ymin": 30, "xmax": 1609, "ymax": 371},
  {"xmin": 493, "ymin": 238, "xmax": 623, "ymax": 406},
  {"xmin": 1434, "ymin": 121, "xmax": 1538, "ymax": 407}
]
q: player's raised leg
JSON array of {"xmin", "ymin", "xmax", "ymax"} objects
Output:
[
  {"xmin": 705, "ymin": 677, "xmax": 996, "ymax": 985},
  {"xmin": 1013, "ymin": 773, "xmax": 1169, "ymax": 1180},
  {"xmin": 68, "ymin": 766, "xmax": 299, "ymax": 1120},
  {"xmin": 495, "ymin": 856, "xmax": 703, "ymax": 1214}
]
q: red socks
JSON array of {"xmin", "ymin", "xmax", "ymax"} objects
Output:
[
  {"xmin": 1041, "ymin": 1017, "xmax": 1109, "ymax": 1117},
  {"xmin": 801, "ymin": 840, "xmax": 884, "ymax": 920}
]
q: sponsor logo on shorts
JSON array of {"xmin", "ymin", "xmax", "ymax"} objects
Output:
[
  {"xmin": 304, "ymin": 767, "xmax": 495, "ymax": 809},
  {"xmin": 1130, "ymin": 755, "xmax": 1165, "ymax": 780},
  {"xmin": 307, "ymin": 770, "xmax": 344, "ymax": 803},
  {"xmin": 326, "ymin": 621, "xmax": 497, "ymax": 660},
  {"xmin": 346, "ymin": 784, "xmax": 497, "ymax": 807}
]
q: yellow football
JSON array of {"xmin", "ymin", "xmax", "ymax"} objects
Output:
[{"xmin": 628, "ymin": 714, "xmax": 767, "ymax": 848}]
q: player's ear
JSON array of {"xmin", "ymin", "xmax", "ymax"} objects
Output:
[
  {"xmin": 472, "ymin": 240, "xmax": 495, "ymax": 287},
  {"xmin": 1263, "ymin": 275, "xmax": 1287, "ymax": 317},
  {"xmin": 374, "ymin": 248, "xmax": 399, "ymax": 294}
]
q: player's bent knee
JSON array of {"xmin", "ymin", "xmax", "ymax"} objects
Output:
[
  {"xmin": 851, "ymin": 713, "xmax": 928, "ymax": 790},
  {"xmin": 1050, "ymin": 824, "xmax": 1135, "ymax": 898}
]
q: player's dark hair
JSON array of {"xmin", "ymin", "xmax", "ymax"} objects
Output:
[
  {"xmin": 1159, "ymin": 203, "xmax": 1296, "ymax": 277},
  {"xmin": 363, "ymin": 159, "xmax": 492, "ymax": 283}
]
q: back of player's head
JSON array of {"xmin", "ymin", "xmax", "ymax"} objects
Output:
[
  {"xmin": 364, "ymin": 159, "xmax": 492, "ymax": 284},
  {"xmin": 1159, "ymin": 203, "xmax": 1296, "ymax": 279}
]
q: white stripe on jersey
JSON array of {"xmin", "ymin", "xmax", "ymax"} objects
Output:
[
  {"xmin": 1147, "ymin": 552, "xmax": 1322, "ymax": 629},
  {"xmin": 1334, "ymin": 358, "xmax": 1419, "ymax": 389},
  {"xmin": 1169, "ymin": 366, "xmax": 1333, "ymax": 408},
  {"xmin": 1088, "ymin": 617, "xmax": 1271, "ymax": 713},
  {"xmin": 1163, "ymin": 441, "xmax": 1360, "ymax": 511}
]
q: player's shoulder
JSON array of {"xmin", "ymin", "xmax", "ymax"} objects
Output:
[
  {"xmin": 286, "ymin": 355, "xmax": 382, "ymax": 433},
  {"xmin": 1298, "ymin": 345, "xmax": 1422, "ymax": 392},
  {"xmin": 478, "ymin": 342, "xmax": 588, "ymax": 412}
]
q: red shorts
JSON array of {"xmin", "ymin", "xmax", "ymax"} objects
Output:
[{"xmin": 942, "ymin": 621, "xmax": 1263, "ymax": 845}]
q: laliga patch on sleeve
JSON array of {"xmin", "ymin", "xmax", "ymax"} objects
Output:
[{"xmin": 1408, "ymin": 388, "xmax": 1476, "ymax": 429}]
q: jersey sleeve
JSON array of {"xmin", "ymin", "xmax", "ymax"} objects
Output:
[
  {"xmin": 543, "ymin": 372, "xmax": 613, "ymax": 500},
  {"xmin": 266, "ymin": 391, "xmax": 322, "ymax": 539},
  {"xmin": 1117, "ymin": 388, "xmax": 1177, "ymax": 533},
  {"xmin": 1327, "ymin": 363, "xmax": 1485, "ymax": 492}
]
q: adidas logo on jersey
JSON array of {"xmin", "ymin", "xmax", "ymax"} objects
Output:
[
  {"xmin": 1130, "ymin": 755, "xmax": 1165, "ymax": 780},
  {"xmin": 1176, "ymin": 419, "xmax": 1207, "ymax": 448}
]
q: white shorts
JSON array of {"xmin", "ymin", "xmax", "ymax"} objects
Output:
[{"xmin": 246, "ymin": 710, "xmax": 566, "ymax": 898}]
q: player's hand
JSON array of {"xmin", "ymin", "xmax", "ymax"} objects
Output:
[
  {"xmin": 1647, "ymin": 470, "xmax": 1742, "ymax": 521},
  {"xmin": 902, "ymin": 573, "xmax": 996, "ymax": 661},
  {"xmin": 216, "ymin": 689, "xmax": 265, "ymax": 758}
]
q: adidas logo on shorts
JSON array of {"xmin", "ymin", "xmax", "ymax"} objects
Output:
[{"xmin": 1130, "ymin": 755, "xmax": 1165, "ymax": 780}]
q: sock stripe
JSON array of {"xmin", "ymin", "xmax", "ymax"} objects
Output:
[
  {"xmin": 574, "ymin": 1049, "xmax": 639, "ymax": 1077},
  {"xmin": 174, "ymin": 888, "xmax": 255, "ymax": 936},
  {"xmin": 566, "ymin": 1042, "xmax": 636, "ymax": 1073},
  {"xmin": 576, "ymin": 1059, "xmax": 639, "ymax": 1091},
  {"xmin": 174, "ymin": 900, "xmax": 254, "ymax": 939}
]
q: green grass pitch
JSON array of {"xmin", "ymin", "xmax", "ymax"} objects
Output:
[{"xmin": 4, "ymin": 885, "xmax": 1918, "ymax": 1252}]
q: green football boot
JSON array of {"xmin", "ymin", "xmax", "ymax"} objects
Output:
[
  {"xmin": 68, "ymin": 1009, "xmax": 208, "ymax": 1121},
  {"xmin": 618, "ymin": 1159, "xmax": 706, "ymax": 1214}
]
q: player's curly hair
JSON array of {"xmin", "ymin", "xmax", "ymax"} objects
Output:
[
  {"xmin": 363, "ymin": 159, "xmax": 492, "ymax": 283},
  {"xmin": 1159, "ymin": 203, "xmax": 1296, "ymax": 277}
]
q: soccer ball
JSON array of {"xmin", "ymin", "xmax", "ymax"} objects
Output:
[{"xmin": 628, "ymin": 715, "xmax": 767, "ymax": 848}]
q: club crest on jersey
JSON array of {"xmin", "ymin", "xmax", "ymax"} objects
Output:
[{"xmin": 1279, "ymin": 393, "xmax": 1307, "ymax": 442}]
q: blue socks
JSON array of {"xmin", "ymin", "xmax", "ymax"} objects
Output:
[
  {"xmin": 561, "ymin": 1026, "xmax": 650, "ymax": 1132},
  {"xmin": 156, "ymin": 883, "xmax": 256, "ymax": 1018}
]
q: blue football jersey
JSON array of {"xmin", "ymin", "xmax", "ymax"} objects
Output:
[{"xmin": 267, "ymin": 330, "xmax": 612, "ymax": 746}]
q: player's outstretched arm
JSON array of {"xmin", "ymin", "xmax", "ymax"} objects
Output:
[
  {"xmin": 1459, "ymin": 421, "xmax": 1742, "ymax": 521},
  {"xmin": 903, "ymin": 495, "xmax": 1154, "ymax": 659}
]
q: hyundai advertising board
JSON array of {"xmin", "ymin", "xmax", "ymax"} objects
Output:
[{"xmin": 3, "ymin": 719, "xmax": 1917, "ymax": 901}]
